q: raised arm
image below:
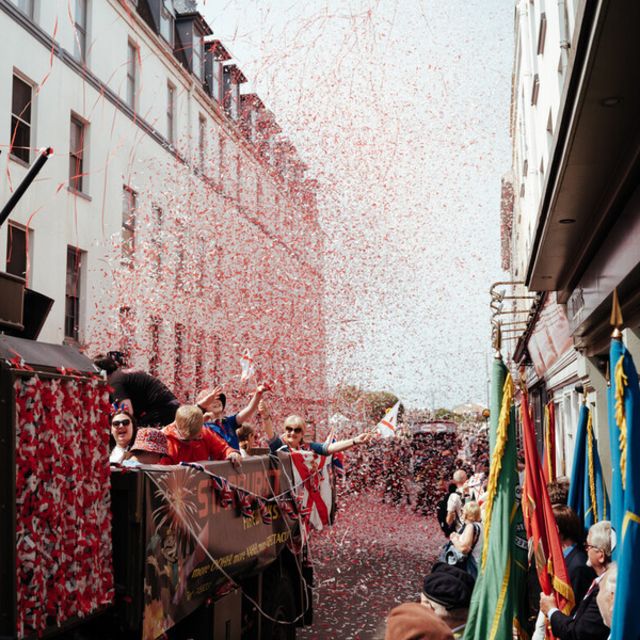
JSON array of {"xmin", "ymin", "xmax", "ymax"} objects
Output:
[
  {"xmin": 236, "ymin": 383, "xmax": 269, "ymax": 426},
  {"xmin": 326, "ymin": 431, "xmax": 372, "ymax": 454},
  {"xmin": 258, "ymin": 398, "xmax": 274, "ymax": 439}
]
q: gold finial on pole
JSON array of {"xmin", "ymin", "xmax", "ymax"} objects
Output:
[{"xmin": 610, "ymin": 288, "xmax": 623, "ymax": 339}]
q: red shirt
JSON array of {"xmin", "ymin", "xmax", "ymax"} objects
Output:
[{"xmin": 163, "ymin": 424, "xmax": 235, "ymax": 464}]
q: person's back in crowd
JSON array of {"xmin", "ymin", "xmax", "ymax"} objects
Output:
[{"xmin": 94, "ymin": 352, "xmax": 179, "ymax": 427}]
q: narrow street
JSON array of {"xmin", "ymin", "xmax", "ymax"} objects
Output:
[{"xmin": 299, "ymin": 491, "xmax": 443, "ymax": 640}]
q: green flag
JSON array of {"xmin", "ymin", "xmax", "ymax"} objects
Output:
[
  {"xmin": 463, "ymin": 361, "xmax": 529, "ymax": 640},
  {"xmin": 489, "ymin": 356, "xmax": 507, "ymax": 456}
]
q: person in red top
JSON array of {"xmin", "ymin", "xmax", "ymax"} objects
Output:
[{"xmin": 163, "ymin": 405, "xmax": 242, "ymax": 469}]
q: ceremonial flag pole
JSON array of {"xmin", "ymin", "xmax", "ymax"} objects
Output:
[
  {"xmin": 541, "ymin": 401, "xmax": 556, "ymax": 484},
  {"xmin": 463, "ymin": 352, "xmax": 528, "ymax": 640},
  {"xmin": 608, "ymin": 290, "xmax": 640, "ymax": 640}
]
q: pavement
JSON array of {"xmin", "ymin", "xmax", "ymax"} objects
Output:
[{"xmin": 298, "ymin": 490, "xmax": 445, "ymax": 640}]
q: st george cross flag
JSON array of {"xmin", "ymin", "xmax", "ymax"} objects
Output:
[
  {"xmin": 376, "ymin": 401, "xmax": 400, "ymax": 438},
  {"xmin": 289, "ymin": 449, "xmax": 333, "ymax": 538},
  {"xmin": 609, "ymin": 336, "xmax": 640, "ymax": 640},
  {"xmin": 239, "ymin": 350, "xmax": 255, "ymax": 382}
]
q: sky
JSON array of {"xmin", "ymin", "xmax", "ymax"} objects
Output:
[{"xmin": 200, "ymin": 0, "xmax": 514, "ymax": 408}]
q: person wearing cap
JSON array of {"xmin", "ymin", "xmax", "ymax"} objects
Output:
[
  {"xmin": 196, "ymin": 383, "xmax": 269, "ymax": 450},
  {"xmin": 163, "ymin": 405, "xmax": 242, "ymax": 469},
  {"xmin": 384, "ymin": 602, "xmax": 454, "ymax": 640},
  {"xmin": 539, "ymin": 520, "xmax": 612, "ymax": 640},
  {"xmin": 121, "ymin": 428, "xmax": 170, "ymax": 466}
]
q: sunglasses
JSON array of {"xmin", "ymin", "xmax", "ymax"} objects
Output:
[
  {"xmin": 285, "ymin": 427, "xmax": 303, "ymax": 434},
  {"xmin": 112, "ymin": 419, "xmax": 131, "ymax": 427}
]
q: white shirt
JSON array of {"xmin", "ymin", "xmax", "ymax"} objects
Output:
[{"xmin": 109, "ymin": 445, "xmax": 127, "ymax": 463}]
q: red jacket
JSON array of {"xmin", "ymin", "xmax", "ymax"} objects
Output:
[{"xmin": 163, "ymin": 424, "xmax": 235, "ymax": 464}]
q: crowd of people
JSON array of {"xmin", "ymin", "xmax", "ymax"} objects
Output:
[
  {"xmin": 384, "ymin": 466, "xmax": 617, "ymax": 640},
  {"xmin": 99, "ymin": 351, "xmax": 372, "ymax": 470},
  {"xmin": 98, "ymin": 352, "xmax": 619, "ymax": 639}
]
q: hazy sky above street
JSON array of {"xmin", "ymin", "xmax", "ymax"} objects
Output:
[{"xmin": 201, "ymin": 0, "xmax": 514, "ymax": 408}]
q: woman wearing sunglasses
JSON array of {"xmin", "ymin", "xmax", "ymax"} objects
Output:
[
  {"xmin": 269, "ymin": 414, "xmax": 372, "ymax": 456},
  {"xmin": 109, "ymin": 410, "xmax": 137, "ymax": 463}
]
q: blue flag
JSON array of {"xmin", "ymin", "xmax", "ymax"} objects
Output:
[
  {"xmin": 609, "ymin": 339, "xmax": 640, "ymax": 640},
  {"xmin": 568, "ymin": 404, "xmax": 609, "ymax": 529}
]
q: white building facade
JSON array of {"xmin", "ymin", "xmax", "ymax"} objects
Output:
[
  {"xmin": 504, "ymin": 0, "xmax": 640, "ymax": 481},
  {"xmin": 0, "ymin": 0, "xmax": 327, "ymax": 417}
]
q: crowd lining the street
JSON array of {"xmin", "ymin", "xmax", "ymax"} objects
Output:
[{"xmin": 96, "ymin": 351, "xmax": 617, "ymax": 640}]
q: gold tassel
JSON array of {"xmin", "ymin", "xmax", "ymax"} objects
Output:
[
  {"xmin": 482, "ymin": 373, "xmax": 514, "ymax": 570},
  {"xmin": 614, "ymin": 355, "xmax": 628, "ymax": 489},
  {"xmin": 586, "ymin": 410, "xmax": 598, "ymax": 521}
]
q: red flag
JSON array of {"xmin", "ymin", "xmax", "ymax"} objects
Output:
[
  {"xmin": 542, "ymin": 401, "xmax": 557, "ymax": 484},
  {"xmin": 521, "ymin": 391, "xmax": 574, "ymax": 629}
]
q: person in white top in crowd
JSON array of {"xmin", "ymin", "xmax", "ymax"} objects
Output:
[
  {"xmin": 446, "ymin": 469, "xmax": 468, "ymax": 531},
  {"xmin": 109, "ymin": 410, "xmax": 137, "ymax": 463}
]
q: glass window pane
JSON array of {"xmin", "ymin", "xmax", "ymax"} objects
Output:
[{"xmin": 12, "ymin": 76, "xmax": 31, "ymax": 122}]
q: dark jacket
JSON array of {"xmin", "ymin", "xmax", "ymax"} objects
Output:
[
  {"xmin": 564, "ymin": 545, "xmax": 596, "ymax": 605},
  {"xmin": 549, "ymin": 584, "xmax": 610, "ymax": 640}
]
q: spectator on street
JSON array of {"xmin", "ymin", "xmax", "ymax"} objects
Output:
[
  {"xmin": 109, "ymin": 409, "xmax": 137, "ymax": 463},
  {"xmin": 448, "ymin": 501, "xmax": 483, "ymax": 579},
  {"xmin": 548, "ymin": 477, "xmax": 571, "ymax": 506},
  {"xmin": 445, "ymin": 469, "xmax": 467, "ymax": 530},
  {"xmin": 94, "ymin": 351, "xmax": 179, "ymax": 427},
  {"xmin": 196, "ymin": 383, "xmax": 270, "ymax": 449},
  {"xmin": 539, "ymin": 520, "xmax": 612, "ymax": 640},
  {"xmin": 595, "ymin": 562, "xmax": 616, "ymax": 632},
  {"xmin": 121, "ymin": 428, "xmax": 170, "ymax": 466},
  {"xmin": 385, "ymin": 602, "xmax": 453, "ymax": 640},
  {"xmin": 163, "ymin": 405, "xmax": 242, "ymax": 469}
]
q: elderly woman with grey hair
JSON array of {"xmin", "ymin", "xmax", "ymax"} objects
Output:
[{"xmin": 539, "ymin": 520, "xmax": 613, "ymax": 640}]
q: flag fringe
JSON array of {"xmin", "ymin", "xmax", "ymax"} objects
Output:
[
  {"xmin": 482, "ymin": 373, "xmax": 514, "ymax": 570},
  {"xmin": 586, "ymin": 411, "xmax": 598, "ymax": 522},
  {"xmin": 614, "ymin": 355, "xmax": 628, "ymax": 489}
]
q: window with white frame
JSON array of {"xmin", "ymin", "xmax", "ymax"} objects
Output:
[
  {"xmin": 12, "ymin": 0, "xmax": 34, "ymax": 18},
  {"xmin": 167, "ymin": 81, "xmax": 175, "ymax": 144},
  {"xmin": 122, "ymin": 186, "xmax": 136, "ymax": 265},
  {"xmin": 159, "ymin": 0, "xmax": 174, "ymax": 45},
  {"xmin": 126, "ymin": 40, "xmax": 138, "ymax": 109},
  {"xmin": 74, "ymin": 0, "xmax": 88, "ymax": 61},
  {"xmin": 69, "ymin": 114, "xmax": 87, "ymax": 193},
  {"xmin": 65, "ymin": 246, "xmax": 84, "ymax": 341},
  {"xmin": 198, "ymin": 113, "xmax": 206, "ymax": 174},
  {"xmin": 192, "ymin": 30, "xmax": 203, "ymax": 80},
  {"xmin": 211, "ymin": 59, "xmax": 221, "ymax": 102},
  {"xmin": 6, "ymin": 222, "xmax": 31, "ymax": 283},
  {"xmin": 10, "ymin": 74, "xmax": 32, "ymax": 163}
]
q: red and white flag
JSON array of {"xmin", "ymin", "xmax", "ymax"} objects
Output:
[
  {"xmin": 239, "ymin": 350, "xmax": 255, "ymax": 382},
  {"xmin": 376, "ymin": 401, "xmax": 400, "ymax": 438},
  {"xmin": 289, "ymin": 449, "xmax": 333, "ymax": 539}
]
